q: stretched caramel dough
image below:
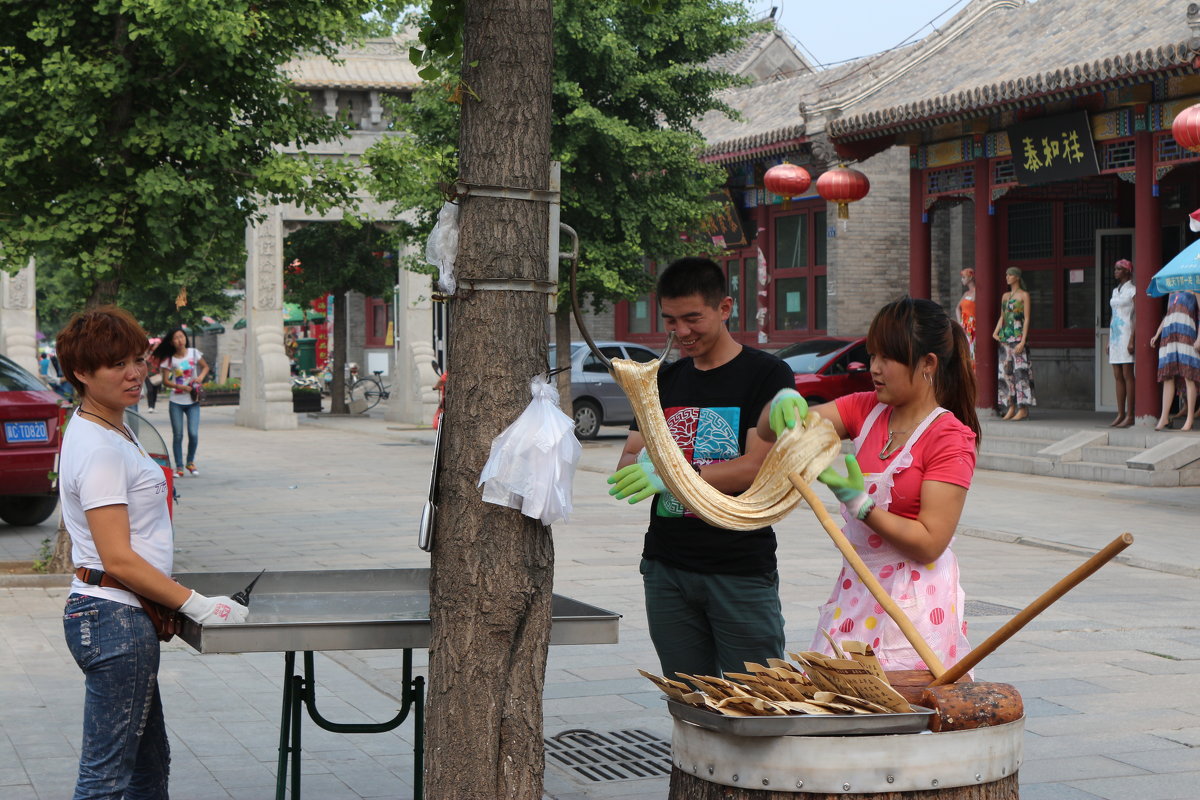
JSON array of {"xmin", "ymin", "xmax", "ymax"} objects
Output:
[{"xmin": 612, "ymin": 357, "xmax": 840, "ymax": 531}]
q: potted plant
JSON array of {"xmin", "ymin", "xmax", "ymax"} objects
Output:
[
  {"xmin": 202, "ymin": 378, "xmax": 241, "ymax": 406},
  {"xmin": 291, "ymin": 385, "xmax": 322, "ymax": 413}
]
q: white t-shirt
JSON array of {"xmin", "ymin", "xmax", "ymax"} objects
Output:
[
  {"xmin": 165, "ymin": 347, "xmax": 203, "ymax": 405},
  {"xmin": 61, "ymin": 415, "xmax": 175, "ymax": 607}
]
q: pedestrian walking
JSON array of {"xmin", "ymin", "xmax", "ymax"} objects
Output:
[{"xmin": 155, "ymin": 328, "xmax": 209, "ymax": 476}]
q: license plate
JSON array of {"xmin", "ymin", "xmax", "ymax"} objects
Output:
[{"xmin": 4, "ymin": 420, "xmax": 48, "ymax": 443}]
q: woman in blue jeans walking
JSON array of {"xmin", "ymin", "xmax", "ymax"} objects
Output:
[
  {"xmin": 154, "ymin": 328, "xmax": 209, "ymax": 476},
  {"xmin": 56, "ymin": 307, "xmax": 246, "ymax": 799}
]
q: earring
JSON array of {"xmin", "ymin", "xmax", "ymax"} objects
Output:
[{"xmin": 924, "ymin": 372, "xmax": 932, "ymax": 385}]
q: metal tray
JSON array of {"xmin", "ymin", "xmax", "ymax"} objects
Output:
[
  {"xmin": 667, "ymin": 698, "xmax": 934, "ymax": 737},
  {"xmin": 174, "ymin": 568, "xmax": 620, "ymax": 654}
]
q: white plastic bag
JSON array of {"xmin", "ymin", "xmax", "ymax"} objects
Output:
[
  {"xmin": 425, "ymin": 201, "xmax": 460, "ymax": 294},
  {"xmin": 478, "ymin": 376, "xmax": 581, "ymax": 526}
]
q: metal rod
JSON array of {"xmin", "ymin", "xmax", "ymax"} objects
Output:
[
  {"xmin": 301, "ymin": 651, "xmax": 410, "ymax": 734},
  {"xmin": 566, "ymin": 224, "xmax": 610, "ymax": 370},
  {"xmin": 788, "ymin": 474, "xmax": 948, "ymax": 679},
  {"xmin": 275, "ymin": 651, "xmax": 295, "ymax": 800},
  {"xmin": 929, "ymin": 532, "xmax": 1134, "ymax": 687}
]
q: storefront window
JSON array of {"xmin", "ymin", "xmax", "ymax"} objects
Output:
[
  {"xmin": 628, "ymin": 298, "xmax": 653, "ymax": 334},
  {"xmin": 1007, "ymin": 202, "xmax": 1054, "ymax": 260},
  {"xmin": 775, "ymin": 276, "xmax": 807, "ymax": 330},
  {"xmin": 775, "ymin": 214, "xmax": 809, "ymax": 269},
  {"xmin": 1020, "ymin": 269, "xmax": 1055, "ymax": 333}
]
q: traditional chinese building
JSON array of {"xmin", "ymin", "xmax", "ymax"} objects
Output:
[
  {"xmin": 825, "ymin": 0, "xmax": 1198, "ymax": 417},
  {"xmin": 611, "ymin": 0, "xmax": 1200, "ymax": 419}
]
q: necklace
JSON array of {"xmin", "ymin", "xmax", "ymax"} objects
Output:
[
  {"xmin": 77, "ymin": 408, "xmax": 137, "ymax": 448},
  {"xmin": 878, "ymin": 428, "xmax": 909, "ymax": 460}
]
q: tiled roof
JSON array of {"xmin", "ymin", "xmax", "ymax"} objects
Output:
[
  {"xmin": 828, "ymin": 0, "xmax": 1192, "ymax": 139},
  {"xmin": 285, "ymin": 38, "xmax": 419, "ymax": 90}
]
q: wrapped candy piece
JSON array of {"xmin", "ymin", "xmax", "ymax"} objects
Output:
[{"xmin": 478, "ymin": 376, "xmax": 581, "ymax": 526}]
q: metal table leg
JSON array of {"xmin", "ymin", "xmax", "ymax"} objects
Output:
[{"xmin": 274, "ymin": 649, "xmax": 425, "ymax": 799}]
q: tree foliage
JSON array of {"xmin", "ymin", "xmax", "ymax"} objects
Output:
[
  {"xmin": 282, "ymin": 221, "xmax": 396, "ymax": 412},
  {"xmin": 0, "ymin": 0, "xmax": 399, "ymax": 302},
  {"xmin": 369, "ymin": 0, "xmax": 758, "ymax": 309}
]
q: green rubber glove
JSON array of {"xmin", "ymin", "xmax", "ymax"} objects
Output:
[
  {"xmin": 818, "ymin": 454, "xmax": 875, "ymax": 520},
  {"xmin": 768, "ymin": 388, "xmax": 809, "ymax": 436},
  {"xmin": 608, "ymin": 448, "xmax": 667, "ymax": 504}
]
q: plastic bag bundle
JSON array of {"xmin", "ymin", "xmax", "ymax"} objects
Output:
[
  {"xmin": 425, "ymin": 202, "xmax": 460, "ymax": 294},
  {"xmin": 478, "ymin": 376, "xmax": 581, "ymax": 526}
]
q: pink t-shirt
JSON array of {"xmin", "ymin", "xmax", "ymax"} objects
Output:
[{"xmin": 834, "ymin": 392, "xmax": 977, "ymax": 520}]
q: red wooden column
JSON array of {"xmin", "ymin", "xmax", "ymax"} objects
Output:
[
  {"xmin": 1133, "ymin": 128, "xmax": 1161, "ymax": 421},
  {"xmin": 909, "ymin": 164, "xmax": 931, "ymax": 298},
  {"xmin": 973, "ymin": 156, "xmax": 998, "ymax": 410}
]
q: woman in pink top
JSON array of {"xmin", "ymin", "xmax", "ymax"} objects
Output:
[{"xmin": 758, "ymin": 297, "xmax": 980, "ymax": 671}]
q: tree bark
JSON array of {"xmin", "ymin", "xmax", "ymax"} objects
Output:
[{"xmin": 424, "ymin": 1, "xmax": 554, "ymax": 799}]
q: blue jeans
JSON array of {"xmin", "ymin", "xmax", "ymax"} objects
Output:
[
  {"xmin": 63, "ymin": 594, "xmax": 169, "ymax": 800},
  {"xmin": 640, "ymin": 557, "xmax": 785, "ymax": 678},
  {"xmin": 168, "ymin": 401, "xmax": 200, "ymax": 467}
]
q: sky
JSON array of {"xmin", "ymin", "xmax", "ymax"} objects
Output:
[{"xmin": 747, "ymin": 0, "xmax": 990, "ymax": 68}]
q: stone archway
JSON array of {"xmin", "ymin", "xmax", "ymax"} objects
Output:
[
  {"xmin": 0, "ymin": 259, "xmax": 38, "ymax": 375},
  {"xmin": 235, "ymin": 199, "xmax": 437, "ymax": 430}
]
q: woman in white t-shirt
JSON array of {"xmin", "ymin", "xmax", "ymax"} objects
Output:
[
  {"xmin": 57, "ymin": 306, "xmax": 245, "ymax": 799},
  {"xmin": 153, "ymin": 327, "xmax": 209, "ymax": 477}
]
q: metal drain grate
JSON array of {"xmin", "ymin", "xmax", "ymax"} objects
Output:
[
  {"xmin": 544, "ymin": 728, "xmax": 672, "ymax": 782},
  {"xmin": 966, "ymin": 599, "xmax": 1019, "ymax": 616}
]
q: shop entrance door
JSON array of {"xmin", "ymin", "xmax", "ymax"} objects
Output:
[{"xmin": 1094, "ymin": 228, "xmax": 1135, "ymax": 412}]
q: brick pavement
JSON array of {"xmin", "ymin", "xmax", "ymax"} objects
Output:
[{"xmin": 0, "ymin": 405, "xmax": 1197, "ymax": 799}]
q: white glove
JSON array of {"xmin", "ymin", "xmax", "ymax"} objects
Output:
[{"xmin": 179, "ymin": 590, "xmax": 248, "ymax": 625}]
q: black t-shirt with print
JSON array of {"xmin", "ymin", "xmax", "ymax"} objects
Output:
[{"xmin": 632, "ymin": 345, "xmax": 793, "ymax": 575}]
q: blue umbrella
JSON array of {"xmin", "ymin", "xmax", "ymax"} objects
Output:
[{"xmin": 1148, "ymin": 238, "xmax": 1200, "ymax": 296}]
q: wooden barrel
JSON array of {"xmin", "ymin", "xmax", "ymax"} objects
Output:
[{"xmin": 667, "ymin": 717, "xmax": 1022, "ymax": 799}]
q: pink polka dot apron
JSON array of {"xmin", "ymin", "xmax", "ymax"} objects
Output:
[{"xmin": 809, "ymin": 403, "xmax": 971, "ymax": 671}]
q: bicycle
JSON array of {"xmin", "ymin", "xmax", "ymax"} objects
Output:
[{"xmin": 348, "ymin": 370, "xmax": 391, "ymax": 411}]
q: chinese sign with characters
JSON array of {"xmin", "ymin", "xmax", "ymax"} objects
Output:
[
  {"xmin": 699, "ymin": 189, "xmax": 748, "ymax": 248},
  {"xmin": 1007, "ymin": 111, "xmax": 1100, "ymax": 186}
]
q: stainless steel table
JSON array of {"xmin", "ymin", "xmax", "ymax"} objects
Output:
[{"xmin": 176, "ymin": 568, "xmax": 620, "ymax": 800}]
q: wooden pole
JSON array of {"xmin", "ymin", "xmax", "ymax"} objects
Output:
[
  {"xmin": 788, "ymin": 474, "xmax": 947, "ymax": 679},
  {"xmin": 929, "ymin": 532, "xmax": 1134, "ymax": 686}
]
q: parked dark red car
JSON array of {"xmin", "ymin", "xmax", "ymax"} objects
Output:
[
  {"xmin": 0, "ymin": 354, "xmax": 63, "ymax": 526},
  {"xmin": 775, "ymin": 337, "xmax": 873, "ymax": 404}
]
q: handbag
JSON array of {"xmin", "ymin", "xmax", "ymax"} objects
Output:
[
  {"xmin": 74, "ymin": 567, "xmax": 184, "ymax": 642},
  {"xmin": 190, "ymin": 383, "xmax": 206, "ymax": 403},
  {"xmin": 149, "ymin": 373, "xmax": 163, "ymax": 387}
]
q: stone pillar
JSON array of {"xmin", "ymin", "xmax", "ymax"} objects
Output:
[
  {"xmin": 385, "ymin": 265, "xmax": 439, "ymax": 425},
  {"xmin": 1132, "ymin": 128, "xmax": 1161, "ymax": 423},
  {"xmin": 0, "ymin": 259, "xmax": 39, "ymax": 375},
  {"xmin": 235, "ymin": 209, "xmax": 297, "ymax": 430}
]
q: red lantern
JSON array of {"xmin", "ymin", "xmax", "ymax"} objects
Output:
[
  {"xmin": 817, "ymin": 166, "xmax": 870, "ymax": 219},
  {"xmin": 1172, "ymin": 103, "xmax": 1200, "ymax": 153},
  {"xmin": 763, "ymin": 162, "xmax": 812, "ymax": 198}
]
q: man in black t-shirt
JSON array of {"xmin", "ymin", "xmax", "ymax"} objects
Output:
[{"xmin": 609, "ymin": 257, "xmax": 794, "ymax": 678}]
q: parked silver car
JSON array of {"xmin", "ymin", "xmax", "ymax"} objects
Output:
[{"xmin": 549, "ymin": 341, "xmax": 665, "ymax": 439}]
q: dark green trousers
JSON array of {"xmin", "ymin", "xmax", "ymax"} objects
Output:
[{"xmin": 640, "ymin": 557, "xmax": 785, "ymax": 679}]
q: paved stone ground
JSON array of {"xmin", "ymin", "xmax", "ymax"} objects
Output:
[{"xmin": 0, "ymin": 405, "xmax": 1197, "ymax": 799}]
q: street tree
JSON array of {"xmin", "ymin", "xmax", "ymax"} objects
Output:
[
  {"xmin": 368, "ymin": 0, "xmax": 757, "ymax": 399},
  {"xmin": 0, "ymin": 0, "xmax": 398, "ymax": 301},
  {"xmin": 415, "ymin": 0, "xmax": 555, "ymax": 796},
  {"xmin": 282, "ymin": 222, "xmax": 396, "ymax": 413}
]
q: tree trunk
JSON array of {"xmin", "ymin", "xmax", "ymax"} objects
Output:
[
  {"xmin": 329, "ymin": 290, "xmax": 348, "ymax": 414},
  {"xmin": 555, "ymin": 304, "xmax": 572, "ymax": 416},
  {"xmin": 46, "ymin": 512, "xmax": 73, "ymax": 574},
  {"xmin": 425, "ymin": 1, "xmax": 554, "ymax": 799}
]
